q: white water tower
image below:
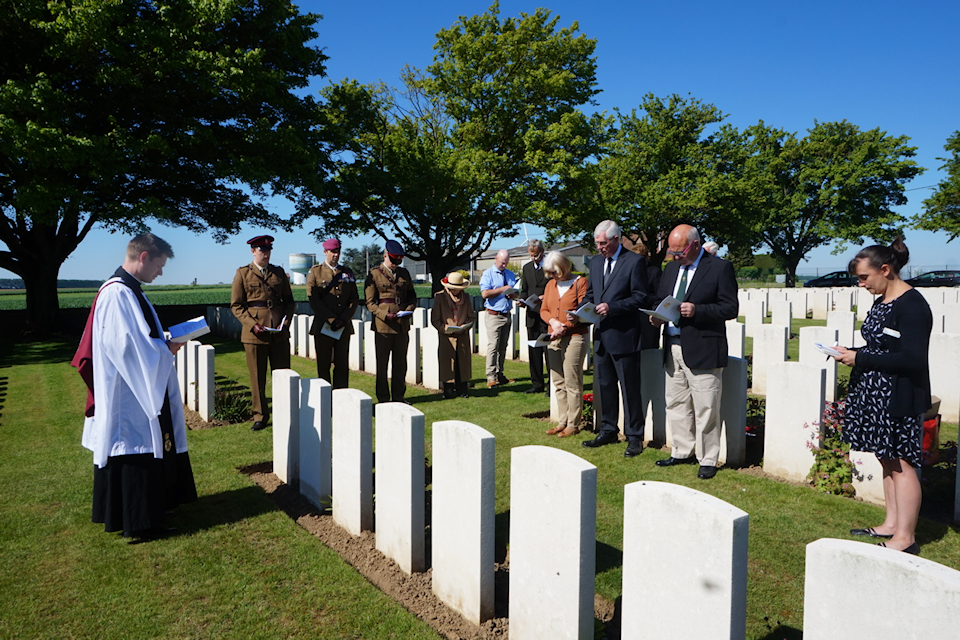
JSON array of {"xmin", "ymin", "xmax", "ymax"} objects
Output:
[{"xmin": 288, "ymin": 253, "xmax": 316, "ymax": 285}]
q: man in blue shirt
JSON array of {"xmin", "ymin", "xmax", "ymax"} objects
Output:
[{"xmin": 480, "ymin": 249, "xmax": 518, "ymax": 387}]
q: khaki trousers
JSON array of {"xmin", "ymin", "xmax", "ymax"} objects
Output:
[
  {"xmin": 244, "ymin": 337, "xmax": 291, "ymax": 423},
  {"xmin": 484, "ymin": 311, "xmax": 511, "ymax": 380},
  {"xmin": 664, "ymin": 340, "xmax": 723, "ymax": 466},
  {"xmin": 546, "ymin": 333, "xmax": 587, "ymax": 427}
]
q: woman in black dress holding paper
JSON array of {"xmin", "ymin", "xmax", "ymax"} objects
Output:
[{"xmin": 833, "ymin": 238, "xmax": 932, "ymax": 555}]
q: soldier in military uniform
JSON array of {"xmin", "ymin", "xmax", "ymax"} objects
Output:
[
  {"xmin": 231, "ymin": 235, "xmax": 295, "ymax": 431},
  {"xmin": 364, "ymin": 240, "xmax": 417, "ymax": 403},
  {"xmin": 306, "ymin": 238, "xmax": 359, "ymax": 389}
]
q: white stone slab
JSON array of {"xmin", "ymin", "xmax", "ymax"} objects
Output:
[
  {"xmin": 272, "ymin": 369, "xmax": 301, "ymax": 485},
  {"xmin": 411, "ymin": 307, "xmax": 429, "ymax": 329},
  {"xmin": 804, "ymin": 538, "xmax": 960, "ymax": 639},
  {"xmin": 826, "ymin": 310, "xmax": 856, "ymax": 348},
  {"xmin": 186, "ymin": 340, "xmax": 201, "ymax": 411},
  {"xmin": 406, "ymin": 327, "xmax": 422, "ymax": 385},
  {"xmin": 833, "ymin": 289, "xmax": 853, "ymax": 313},
  {"xmin": 855, "ymin": 289, "xmax": 874, "ymax": 322},
  {"xmin": 763, "ymin": 362, "xmax": 825, "ymax": 483},
  {"xmin": 307, "ymin": 316, "xmax": 316, "ymax": 360},
  {"xmin": 517, "ymin": 306, "xmax": 530, "ymax": 363},
  {"xmin": 197, "ymin": 345, "xmax": 215, "ymax": 422},
  {"xmin": 641, "ymin": 349, "xmax": 667, "ymax": 445},
  {"xmin": 742, "ymin": 299, "xmax": 765, "ymax": 338},
  {"xmin": 506, "ymin": 307, "xmax": 518, "ymax": 360},
  {"xmin": 176, "ymin": 347, "xmax": 188, "ymax": 405},
  {"xmin": 422, "ymin": 328, "xmax": 442, "ymax": 390},
  {"xmin": 509, "ymin": 446, "xmax": 596, "ymax": 640},
  {"xmin": 770, "ymin": 300, "xmax": 792, "ymax": 332},
  {"xmin": 431, "ymin": 421, "xmax": 496, "ymax": 625},
  {"xmin": 622, "ymin": 481, "xmax": 748, "ymax": 640},
  {"xmin": 289, "ymin": 313, "xmax": 299, "ymax": 355},
  {"xmin": 798, "ymin": 326, "xmax": 839, "ymax": 402},
  {"xmin": 810, "ymin": 289, "xmax": 830, "ymax": 320},
  {"xmin": 349, "ymin": 319, "xmax": 364, "ymax": 371},
  {"xmin": 374, "ymin": 402, "xmax": 426, "ymax": 574},
  {"xmin": 751, "ymin": 324, "xmax": 788, "ymax": 395},
  {"xmin": 363, "ymin": 321, "xmax": 378, "ymax": 374},
  {"xmin": 785, "ymin": 289, "xmax": 808, "ymax": 317},
  {"xmin": 297, "ymin": 314, "xmax": 310, "ymax": 358},
  {"xmin": 719, "ymin": 357, "xmax": 747, "ymax": 467},
  {"xmin": 725, "ymin": 320, "xmax": 745, "ymax": 360},
  {"xmin": 929, "ymin": 333, "xmax": 960, "ymax": 423},
  {"xmin": 332, "ymin": 388, "xmax": 373, "ymax": 535},
  {"xmin": 848, "ymin": 449, "xmax": 885, "ymax": 506},
  {"xmin": 299, "ymin": 377, "xmax": 332, "ymax": 511}
]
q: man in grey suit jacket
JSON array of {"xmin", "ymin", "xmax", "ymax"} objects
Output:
[
  {"xmin": 651, "ymin": 224, "xmax": 738, "ymax": 479},
  {"xmin": 580, "ymin": 220, "xmax": 650, "ymax": 457},
  {"xmin": 519, "ymin": 240, "xmax": 549, "ymax": 395}
]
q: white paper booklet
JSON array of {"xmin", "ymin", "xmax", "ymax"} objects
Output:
[
  {"xmin": 641, "ymin": 296, "xmax": 681, "ymax": 324},
  {"xmin": 261, "ymin": 315, "xmax": 288, "ymax": 333},
  {"xmin": 396, "ymin": 310, "xmax": 414, "ymax": 318},
  {"xmin": 570, "ymin": 302, "xmax": 601, "ymax": 324},
  {"xmin": 502, "ymin": 287, "xmax": 520, "ymax": 298},
  {"xmin": 814, "ymin": 342, "xmax": 842, "ymax": 357},
  {"xmin": 526, "ymin": 332, "xmax": 551, "ymax": 348},
  {"xmin": 167, "ymin": 316, "xmax": 210, "ymax": 343},
  {"xmin": 444, "ymin": 321, "xmax": 474, "ymax": 335},
  {"xmin": 518, "ymin": 294, "xmax": 541, "ymax": 311},
  {"xmin": 320, "ymin": 321, "xmax": 345, "ymax": 340}
]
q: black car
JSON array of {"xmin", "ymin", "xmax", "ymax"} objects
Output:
[
  {"xmin": 803, "ymin": 271, "xmax": 857, "ymax": 287},
  {"xmin": 905, "ymin": 270, "xmax": 960, "ymax": 288}
]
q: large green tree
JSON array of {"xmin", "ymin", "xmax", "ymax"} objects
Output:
[
  {"xmin": 913, "ymin": 131, "xmax": 960, "ymax": 241},
  {"xmin": 0, "ymin": 0, "xmax": 327, "ymax": 335},
  {"xmin": 300, "ymin": 3, "xmax": 601, "ymax": 292},
  {"xmin": 741, "ymin": 120, "xmax": 923, "ymax": 287}
]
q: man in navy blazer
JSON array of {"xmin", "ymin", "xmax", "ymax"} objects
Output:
[
  {"xmin": 651, "ymin": 224, "xmax": 738, "ymax": 479},
  {"xmin": 580, "ymin": 220, "xmax": 650, "ymax": 457}
]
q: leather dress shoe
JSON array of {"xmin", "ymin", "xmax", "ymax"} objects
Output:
[
  {"xmin": 524, "ymin": 387, "xmax": 545, "ymax": 394},
  {"xmin": 655, "ymin": 455, "xmax": 697, "ymax": 467},
  {"xmin": 624, "ymin": 441, "xmax": 643, "ymax": 458},
  {"xmin": 251, "ymin": 420, "xmax": 267, "ymax": 432},
  {"xmin": 850, "ymin": 527, "xmax": 892, "ymax": 539},
  {"xmin": 581, "ymin": 432, "xmax": 618, "ymax": 448},
  {"xmin": 697, "ymin": 465, "xmax": 718, "ymax": 480}
]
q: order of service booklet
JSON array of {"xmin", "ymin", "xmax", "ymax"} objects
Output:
[
  {"xmin": 167, "ymin": 316, "xmax": 211, "ymax": 343},
  {"xmin": 526, "ymin": 332, "xmax": 551, "ymax": 348},
  {"xmin": 517, "ymin": 294, "xmax": 541, "ymax": 311},
  {"xmin": 260, "ymin": 315, "xmax": 288, "ymax": 333},
  {"xmin": 569, "ymin": 302, "xmax": 602, "ymax": 324},
  {"xmin": 641, "ymin": 296, "xmax": 681, "ymax": 324},
  {"xmin": 320, "ymin": 321, "xmax": 345, "ymax": 340},
  {"xmin": 444, "ymin": 321, "xmax": 474, "ymax": 335}
]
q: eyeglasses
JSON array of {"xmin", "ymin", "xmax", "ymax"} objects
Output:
[
  {"xmin": 667, "ymin": 242, "xmax": 693, "ymax": 258},
  {"xmin": 595, "ymin": 238, "xmax": 614, "ymax": 248}
]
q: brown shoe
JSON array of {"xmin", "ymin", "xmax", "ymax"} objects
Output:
[
  {"xmin": 487, "ymin": 378, "xmax": 499, "ymax": 388},
  {"xmin": 545, "ymin": 425, "xmax": 565, "ymax": 435},
  {"xmin": 558, "ymin": 426, "xmax": 580, "ymax": 438}
]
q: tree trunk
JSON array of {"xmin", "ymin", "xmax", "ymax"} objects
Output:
[{"xmin": 21, "ymin": 259, "xmax": 64, "ymax": 338}]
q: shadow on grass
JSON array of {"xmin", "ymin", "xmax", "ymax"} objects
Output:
[
  {"xmin": 175, "ymin": 483, "xmax": 279, "ymax": 533},
  {"xmin": 755, "ymin": 625, "xmax": 802, "ymax": 640},
  {"xmin": 0, "ymin": 338, "xmax": 79, "ymax": 366}
]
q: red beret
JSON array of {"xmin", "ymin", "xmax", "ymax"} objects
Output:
[{"xmin": 322, "ymin": 238, "xmax": 341, "ymax": 251}]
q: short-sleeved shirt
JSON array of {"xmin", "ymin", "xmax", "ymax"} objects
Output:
[{"xmin": 480, "ymin": 266, "xmax": 518, "ymax": 312}]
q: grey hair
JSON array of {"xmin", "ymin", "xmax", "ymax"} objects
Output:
[
  {"xmin": 542, "ymin": 250, "xmax": 573, "ymax": 277},
  {"xmin": 528, "ymin": 239, "xmax": 543, "ymax": 252},
  {"xmin": 594, "ymin": 220, "xmax": 620, "ymax": 241}
]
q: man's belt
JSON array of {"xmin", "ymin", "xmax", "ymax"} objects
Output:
[
  {"xmin": 379, "ymin": 298, "xmax": 397, "ymax": 304},
  {"xmin": 486, "ymin": 309, "xmax": 510, "ymax": 316},
  {"xmin": 247, "ymin": 301, "xmax": 274, "ymax": 308}
]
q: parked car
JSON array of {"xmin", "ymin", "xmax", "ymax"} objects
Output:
[
  {"xmin": 905, "ymin": 270, "xmax": 960, "ymax": 288},
  {"xmin": 803, "ymin": 271, "xmax": 857, "ymax": 287}
]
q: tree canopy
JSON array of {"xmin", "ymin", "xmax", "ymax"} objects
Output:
[
  {"xmin": 914, "ymin": 131, "xmax": 960, "ymax": 241},
  {"xmin": 0, "ymin": 0, "xmax": 328, "ymax": 334},
  {"xmin": 299, "ymin": 2, "xmax": 602, "ymax": 290}
]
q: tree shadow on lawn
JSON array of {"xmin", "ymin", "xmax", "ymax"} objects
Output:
[
  {"xmin": 0, "ymin": 338, "xmax": 79, "ymax": 366},
  {"xmin": 174, "ymin": 473, "xmax": 281, "ymax": 534}
]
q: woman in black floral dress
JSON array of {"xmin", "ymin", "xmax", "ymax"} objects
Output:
[{"xmin": 834, "ymin": 238, "xmax": 932, "ymax": 555}]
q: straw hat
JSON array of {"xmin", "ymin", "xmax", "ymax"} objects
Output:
[{"xmin": 441, "ymin": 272, "xmax": 471, "ymax": 290}]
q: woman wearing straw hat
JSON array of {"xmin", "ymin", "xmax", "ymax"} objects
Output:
[{"xmin": 431, "ymin": 272, "xmax": 476, "ymax": 398}]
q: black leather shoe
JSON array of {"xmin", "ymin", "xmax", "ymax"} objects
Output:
[
  {"xmin": 697, "ymin": 465, "xmax": 718, "ymax": 480},
  {"xmin": 524, "ymin": 387, "xmax": 544, "ymax": 394},
  {"xmin": 251, "ymin": 420, "xmax": 266, "ymax": 431},
  {"xmin": 850, "ymin": 527, "xmax": 893, "ymax": 539},
  {"xmin": 624, "ymin": 441, "xmax": 643, "ymax": 458},
  {"xmin": 655, "ymin": 455, "xmax": 697, "ymax": 467},
  {"xmin": 581, "ymin": 432, "xmax": 618, "ymax": 448}
]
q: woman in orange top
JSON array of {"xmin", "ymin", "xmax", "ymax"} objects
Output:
[{"xmin": 539, "ymin": 251, "xmax": 590, "ymax": 437}]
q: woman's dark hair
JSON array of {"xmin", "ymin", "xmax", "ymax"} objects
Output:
[{"xmin": 847, "ymin": 237, "xmax": 909, "ymax": 276}]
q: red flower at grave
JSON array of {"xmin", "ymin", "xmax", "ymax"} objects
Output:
[{"xmin": 583, "ymin": 393, "xmax": 593, "ymax": 404}]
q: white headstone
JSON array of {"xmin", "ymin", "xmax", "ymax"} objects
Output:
[
  {"xmin": 810, "ymin": 289, "xmax": 830, "ymax": 320},
  {"xmin": 506, "ymin": 307, "xmax": 518, "ymax": 360},
  {"xmin": 798, "ymin": 326, "xmax": 839, "ymax": 402},
  {"xmin": 348, "ymin": 319, "xmax": 364, "ymax": 371},
  {"xmin": 299, "ymin": 377, "xmax": 332, "ymax": 511},
  {"xmin": 332, "ymin": 388, "xmax": 373, "ymax": 535},
  {"xmin": 848, "ymin": 450, "xmax": 885, "ymax": 507},
  {"xmin": 421, "ymin": 328, "xmax": 441, "ymax": 390},
  {"xmin": 742, "ymin": 299, "xmax": 765, "ymax": 338},
  {"xmin": 406, "ymin": 327, "xmax": 422, "ymax": 385},
  {"xmin": 763, "ymin": 362, "xmax": 825, "ymax": 482},
  {"xmin": 622, "ymin": 481, "xmax": 748, "ymax": 640},
  {"xmin": 197, "ymin": 345, "xmax": 215, "ymax": 422},
  {"xmin": 751, "ymin": 324, "xmax": 788, "ymax": 395},
  {"xmin": 725, "ymin": 320, "xmax": 745, "ymax": 360},
  {"xmin": 363, "ymin": 321, "xmax": 378, "ymax": 374},
  {"xmin": 770, "ymin": 300, "xmax": 793, "ymax": 332},
  {"xmin": 431, "ymin": 421, "xmax": 496, "ymax": 625},
  {"xmin": 272, "ymin": 369, "xmax": 301, "ymax": 485},
  {"xmin": 306, "ymin": 316, "xmax": 316, "ymax": 360},
  {"xmin": 804, "ymin": 538, "xmax": 960, "ymax": 639},
  {"xmin": 186, "ymin": 340, "xmax": 201, "ymax": 411},
  {"xmin": 517, "ymin": 306, "xmax": 530, "ymax": 363},
  {"xmin": 374, "ymin": 402, "xmax": 426, "ymax": 574},
  {"xmin": 826, "ymin": 310, "xmax": 855, "ymax": 348},
  {"xmin": 297, "ymin": 315, "xmax": 311, "ymax": 358},
  {"xmin": 176, "ymin": 347, "xmax": 188, "ymax": 405},
  {"xmin": 833, "ymin": 289, "xmax": 853, "ymax": 313},
  {"xmin": 289, "ymin": 313, "xmax": 299, "ymax": 355},
  {"xmin": 719, "ymin": 356, "xmax": 747, "ymax": 467},
  {"xmin": 928, "ymin": 333, "xmax": 960, "ymax": 423},
  {"xmin": 509, "ymin": 446, "xmax": 596, "ymax": 640}
]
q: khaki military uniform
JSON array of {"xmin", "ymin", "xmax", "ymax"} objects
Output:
[
  {"xmin": 431, "ymin": 290, "xmax": 475, "ymax": 387},
  {"xmin": 306, "ymin": 262, "xmax": 359, "ymax": 389},
  {"xmin": 231, "ymin": 263, "xmax": 295, "ymax": 423},
  {"xmin": 364, "ymin": 265, "xmax": 416, "ymax": 403}
]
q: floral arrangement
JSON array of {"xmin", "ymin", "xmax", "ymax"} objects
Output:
[
  {"xmin": 805, "ymin": 399, "xmax": 855, "ymax": 498},
  {"xmin": 581, "ymin": 393, "xmax": 594, "ymax": 425}
]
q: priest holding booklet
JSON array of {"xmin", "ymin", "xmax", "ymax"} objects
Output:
[
  {"xmin": 307, "ymin": 238, "xmax": 359, "ymax": 389},
  {"xmin": 431, "ymin": 272, "xmax": 476, "ymax": 398}
]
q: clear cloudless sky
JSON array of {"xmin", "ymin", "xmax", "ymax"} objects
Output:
[{"xmin": 8, "ymin": 0, "xmax": 959, "ymax": 284}]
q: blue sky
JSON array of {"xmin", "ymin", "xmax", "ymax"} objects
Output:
[{"xmin": 8, "ymin": 0, "xmax": 958, "ymax": 283}]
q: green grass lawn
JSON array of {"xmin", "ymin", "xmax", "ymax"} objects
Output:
[{"xmin": 2, "ymin": 331, "xmax": 958, "ymax": 640}]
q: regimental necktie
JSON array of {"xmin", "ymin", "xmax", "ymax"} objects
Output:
[{"xmin": 676, "ymin": 267, "xmax": 689, "ymax": 301}]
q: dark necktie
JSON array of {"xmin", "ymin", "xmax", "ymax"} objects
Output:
[
  {"xmin": 604, "ymin": 258, "xmax": 612, "ymax": 279},
  {"xmin": 676, "ymin": 267, "xmax": 689, "ymax": 301}
]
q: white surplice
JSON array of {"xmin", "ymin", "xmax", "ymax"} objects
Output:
[{"xmin": 81, "ymin": 278, "xmax": 187, "ymax": 469}]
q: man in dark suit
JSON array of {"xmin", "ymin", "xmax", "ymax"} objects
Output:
[
  {"xmin": 580, "ymin": 220, "xmax": 650, "ymax": 457},
  {"xmin": 651, "ymin": 224, "xmax": 738, "ymax": 480},
  {"xmin": 519, "ymin": 240, "xmax": 549, "ymax": 395}
]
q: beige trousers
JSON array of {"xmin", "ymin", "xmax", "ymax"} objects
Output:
[
  {"xmin": 546, "ymin": 333, "xmax": 587, "ymax": 427},
  {"xmin": 665, "ymin": 340, "xmax": 723, "ymax": 466}
]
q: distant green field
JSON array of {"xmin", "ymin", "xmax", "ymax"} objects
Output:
[{"xmin": 0, "ymin": 284, "xmax": 453, "ymax": 310}]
